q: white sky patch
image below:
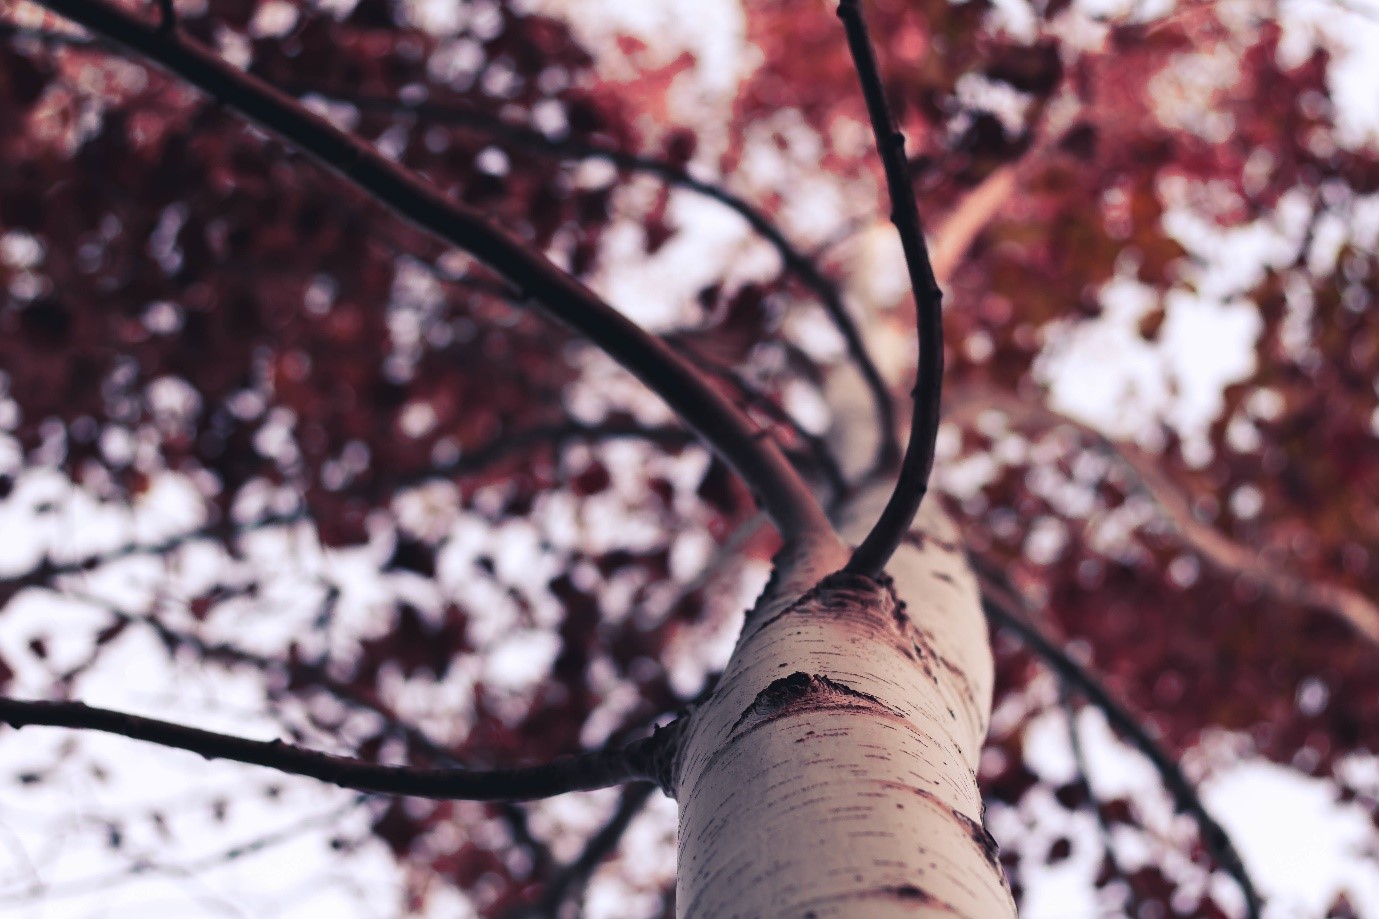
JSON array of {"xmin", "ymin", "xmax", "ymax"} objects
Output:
[
  {"xmin": 533, "ymin": 0, "xmax": 749, "ymax": 102},
  {"xmin": 1021, "ymin": 706, "xmax": 1379, "ymax": 918},
  {"xmin": 596, "ymin": 184, "xmax": 779, "ymax": 331},
  {"xmin": 1278, "ymin": 0, "xmax": 1379, "ymax": 146},
  {"xmin": 1036, "ymin": 275, "xmax": 1172, "ymax": 442},
  {"xmin": 1038, "ymin": 177, "xmax": 1312, "ymax": 457},
  {"xmin": 1204, "ymin": 759, "xmax": 1379, "ymax": 918}
]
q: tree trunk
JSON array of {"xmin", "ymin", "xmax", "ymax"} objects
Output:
[{"xmin": 672, "ymin": 378, "xmax": 1015, "ymax": 917}]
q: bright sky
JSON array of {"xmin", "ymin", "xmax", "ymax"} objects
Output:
[{"xmin": 1, "ymin": 0, "xmax": 1378, "ymax": 915}]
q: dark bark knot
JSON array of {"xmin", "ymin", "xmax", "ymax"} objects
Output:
[
  {"xmin": 729, "ymin": 672, "xmax": 893, "ymax": 738},
  {"xmin": 624, "ymin": 718, "xmax": 687, "ymax": 799},
  {"xmin": 884, "ymin": 884, "xmax": 938, "ymax": 904},
  {"xmin": 955, "ymin": 810, "xmax": 1003, "ymax": 871}
]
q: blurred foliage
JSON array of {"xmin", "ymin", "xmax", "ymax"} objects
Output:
[{"xmin": 0, "ymin": 0, "xmax": 1377, "ymax": 915}]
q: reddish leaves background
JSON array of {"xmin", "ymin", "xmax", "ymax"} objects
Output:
[{"xmin": 1, "ymin": 0, "xmax": 1376, "ymax": 915}]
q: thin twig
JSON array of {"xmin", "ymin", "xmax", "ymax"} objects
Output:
[
  {"xmin": 1058, "ymin": 684, "xmax": 1126, "ymax": 881},
  {"xmin": 0, "ymin": 510, "xmax": 307, "ymax": 605},
  {"xmin": 505, "ymin": 784, "xmax": 657, "ymax": 919},
  {"xmin": 0, "ymin": 16, "xmax": 897, "ymax": 477},
  {"xmin": 152, "ymin": 0, "xmax": 174, "ymax": 33},
  {"xmin": 972, "ymin": 563, "xmax": 1262, "ymax": 919},
  {"xmin": 284, "ymin": 86, "xmax": 899, "ymax": 472},
  {"xmin": 947, "ymin": 382, "xmax": 1379, "ymax": 643},
  {"xmin": 673, "ymin": 347, "xmax": 847, "ymax": 498},
  {"xmin": 27, "ymin": 0, "xmax": 833, "ymax": 548},
  {"xmin": 0, "ymin": 698, "xmax": 669, "ymax": 801},
  {"xmin": 0, "ymin": 796, "xmax": 369, "ymax": 904},
  {"xmin": 836, "ymin": 0, "xmax": 945, "ymax": 577},
  {"xmin": 69, "ymin": 591, "xmax": 558, "ymax": 873}
]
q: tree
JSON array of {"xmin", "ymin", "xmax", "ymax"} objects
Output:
[{"xmin": 0, "ymin": 0, "xmax": 1376, "ymax": 916}]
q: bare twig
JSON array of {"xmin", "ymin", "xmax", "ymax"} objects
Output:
[
  {"xmin": 972, "ymin": 562, "xmax": 1262, "ymax": 919},
  {"xmin": 0, "ymin": 698, "xmax": 672, "ymax": 801},
  {"xmin": 506, "ymin": 784, "xmax": 657, "ymax": 919},
  {"xmin": 152, "ymin": 0, "xmax": 174, "ymax": 33},
  {"xmin": 280, "ymin": 87, "xmax": 899, "ymax": 472},
  {"xmin": 390, "ymin": 420, "xmax": 696, "ymax": 492},
  {"xmin": 837, "ymin": 0, "xmax": 945, "ymax": 577},
  {"xmin": 947, "ymin": 382, "xmax": 1379, "ymax": 643},
  {"xmin": 27, "ymin": 0, "xmax": 833, "ymax": 548},
  {"xmin": 674, "ymin": 348, "xmax": 847, "ymax": 498},
  {"xmin": 0, "ymin": 510, "xmax": 307, "ymax": 607},
  {"xmin": 0, "ymin": 796, "xmax": 368, "ymax": 904},
  {"xmin": 73, "ymin": 591, "xmax": 558, "ymax": 873},
  {"xmin": 1058, "ymin": 685, "xmax": 1126, "ymax": 881},
  {"xmin": 0, "ymin": 15, "xmax": 897, "ymax": 478}
]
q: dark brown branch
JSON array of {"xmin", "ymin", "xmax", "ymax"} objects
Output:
[
  {"xmin": 0, "ymin": 796, "xmax": 368, "ymax": 904},
  {"xmin": 0, "ymin": 698, "xmax": 669, "ymax": 802},
  {"xmin": 506, "ymin": 784, "xmax": 657, "ymax": 919},
  {"xmin": 973, "ymin": 564, "xmax": 1262, "ymax": 919},
  {"xmin": 0, "ymin": 510, "xmax": 306, "ymax": 606},
  {"xmin": 1058, "ymin": 684, "xmax": 1126, "ymax": 881},
  {"xmin": 28, "ymin": 0, "xmax": 832, "ymax": 547},
  {"xmin": 837, "ymin": 0, "xmax": 945, "ymax": 577},
  {"xmin": 1, "ymin": 18, "xmax": 896, "ymax": 477},
  {"xmin": 0, "ymin": 424, "xmax": 688, "ymax": 600},
  {"xmin": 671, "ymin": 348, "xmax": 847, "ymax": 498},
  {"xmin": 390, "ymin": 421, "xmax": 694, "ymax": 492},
  {"xmin": 75, "ymin": 591, "xmax": 556, "ymax": 872},
  {"xmin": 152, "ymin": 0, "xmax": 174, "ymax": 33},
  {"xmin": 279, "ymin": 86, "xmax": 899, "ymax": 473},
  {"xmin": 1, "ymin": 17, "xmax": 896, "ymax": 474}
]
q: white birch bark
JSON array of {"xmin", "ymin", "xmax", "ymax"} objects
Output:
[{"xmin": 671, "ymin": 372, "xmax": 1015, "ymax": 918}]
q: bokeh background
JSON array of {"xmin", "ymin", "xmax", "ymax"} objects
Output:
[{"xmin": 1, "ymin": 0, "xmax": 1377, "ymax": 915}]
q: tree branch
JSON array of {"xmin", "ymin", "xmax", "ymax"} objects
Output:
[
  {"xmin": 73, "ymin": 589, "xmax": 559, "ymax": 871},
  {"xmin": 286, "ymin": 88, "xmax": 899, "ymax": 470},
  {"xmin": 152, "ymin": 0, "xmax": 174, "ymax": 33},
  {"xmin": 26, "ymin": 0, "xmax": 833, "ymax": 547},
  {"xmin": 948, "ymin": 382, "xmax": 1379, "ymax": 643},
  {"xmin": 0, "ymin": 795, "xmax": 368, "ymax": 904},
  {"xmin": 972, "ymin": 562, "xmax": 1262, "ymax": 919},
  {"xmin": 837, "ymin": 0, "xmax": 945, "ymax": 577},
  {"xmin": 1, "ymin": 16, "xmax": 898, "ymax": 475},
  {"xmin": 506, "ymin": 783, "xmax": 657, "ymax": 919},
  {"xmin": 0, "ymin": 698, "xmax": 671, "ymax": 802},
  {"xmin": 0, "ymin": 510, "xmax": 306, "ymax": 608}
]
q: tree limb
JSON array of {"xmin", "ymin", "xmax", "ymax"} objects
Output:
[
  {"xmin": 276, "ymin": 85, "xmax": 900, "ymax": 470},
  {"xmin": 948, "ymin": 382, "xmax": 1379, "ymax": 643},
  {"xmin": 972, "ymin": 562, "xmax": 1262, "ymax": 919},
  {"xmin": 0, "ymin": 795, "xmax": 368, "ymax": 904},
  {"xmin": 505, "ymin": 783, "xmax": 657, "ymax": 919},
  {"xmin": 0, "ymin": 15, "xmax": 899, "ymax": 476},
  {"xmin": 0, "ymin": 698, "xmax": 672, "ymax": 802},
  {"xmin": 26, "ymin": 0, "xmax": 834, "ymax": 548},
  {"xmin": 837, "ymin": 0, "xmax": 945, "ymax": 577}
]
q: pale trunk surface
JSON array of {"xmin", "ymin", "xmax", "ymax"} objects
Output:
[{"xmin": 672, "ymin": 373, "xmax": 1016, "ymax": 918}]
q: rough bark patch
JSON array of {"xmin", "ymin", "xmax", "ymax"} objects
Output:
[{"xmin": 729, "ymin": 671, "xmax": 892, "ymax": 736}]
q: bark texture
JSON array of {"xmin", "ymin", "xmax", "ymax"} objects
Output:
[{"xmin": 672, "ymin": 487, "xmax": 1014, "ymax": 917}]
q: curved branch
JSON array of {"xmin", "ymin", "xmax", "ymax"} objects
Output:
[
  {"xmin": 282, "ymin": 88, "xmax": 901, "ymax": 470},
  {"xmin": 0, "ymin": 510, "xmax": 306, "ymax": 607},
  {"xmin": 948, "ymin": 382, "xmax": 1379, "ymax": 643},
  {"xmin": 26, "ymin": 0, "xmax": 833, "ymax": 547},
  {"xmin": 837, "ymin": 0, "xmax": 945, "ymax": 577},
  {"xmin": 972, "ymin": 563, "xmax": 1262, "ymax": 919},
  {"xmin": 0, "ymin": 698, "xmax": 667, "ymax": 802},
  {"xmin": 0, "ymin": 796, "xmax": 367, "ymax": 905},
  {"xmin": 506, "ymin": 784, "xmax": 657, "ymax": 919},
  {"xmin": 1, "ymin": 16, "xmax": 898, "ymax": 475}
]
